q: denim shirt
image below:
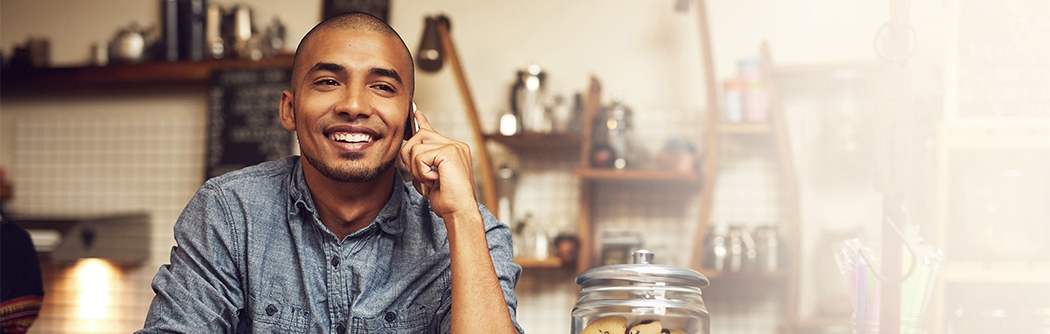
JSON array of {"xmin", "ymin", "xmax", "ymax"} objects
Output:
[{"xmin": 139, "ymin": 156, "xmax": 523, "ymax": 334}]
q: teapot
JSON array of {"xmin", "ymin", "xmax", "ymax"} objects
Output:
[
  {"xmin": 510, "ymin": 64, "xmax": 550, "ymax": 133},
  {"xmin": 109, "ymin": 22, "xmax": 154, "ymax": 63}
]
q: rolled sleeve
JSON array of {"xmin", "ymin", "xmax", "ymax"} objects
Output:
[
  {"xmin": 483, "ymin": 209, "xmax": 525, "ymax": 334},
  {"xmin": 437, "ymin": 206, "xmax": 524, "ymax": 334}
]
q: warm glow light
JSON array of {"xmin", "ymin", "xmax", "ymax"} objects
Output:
[{"xmin": 73, "ymin": 259, "xmax": 115, "ymax": 322}]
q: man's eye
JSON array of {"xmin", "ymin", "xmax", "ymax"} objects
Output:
[
  {"xmin": 373, "ymin": 84, "xmax": 395, "ymax": 92},
  {"xmin": 315, "ymin": 79, "xmax": 339, "ymax": 86}
]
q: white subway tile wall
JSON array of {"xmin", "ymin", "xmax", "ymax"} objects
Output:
[
  {"xmin": 9, "ymin": 106, "xmax": 205, "ymax": 334},
  {"xmin": 7, "ymin": 103, "xmax": 780, "ymax": 333}
]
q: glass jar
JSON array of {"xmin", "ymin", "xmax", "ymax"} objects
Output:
[{"xmin": 572, "ymin": 250, "xmax": 710, "ymax": 334}]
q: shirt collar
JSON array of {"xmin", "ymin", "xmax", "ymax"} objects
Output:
[
  {"xmin": 288, "ymin": 157, "xmax": 313, "ymax": 217},
  {"xmin": 374, "ymin": 172, "xmax": 407, "ymax": 235},
  {"xmin": 287, "ymin": 157, "xmax": 407, "ymax": 236}
]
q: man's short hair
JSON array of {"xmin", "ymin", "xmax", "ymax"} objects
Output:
[{"xmin": 290, "ymin": 12, "xmax": 415, "ymax": 94}]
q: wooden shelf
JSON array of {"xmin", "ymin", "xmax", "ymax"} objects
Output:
[
  {"xmin": 514, "ymin": 257, "xmax": 566, "ymax": 269},
  {"xmin": 1, "ymin": 53, "xmax": 294, "ymax": 93},
  {"xmin": 575, "ymin": 168, "xmax": 699, "ymax": 181},
  {"xmin": 484, "ymin": 132, "xmax": 581, "ymax": 152}
]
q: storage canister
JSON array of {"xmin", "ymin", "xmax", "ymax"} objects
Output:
[{"xmin": 572, "ymin": 250, "xmax": 710, "ymax": 334}]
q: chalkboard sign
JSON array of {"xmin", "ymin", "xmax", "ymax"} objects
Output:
[
  {"xmin": 206, "ymin": 68, "xmax": 294, "ymax": 179},
  {"xmin": 955, "ymin": 0, "xmax": 1050, "ymax": 118},
  {"xmin": 324, "ymin": 0, "xmax": 390, "ymax": 21}
]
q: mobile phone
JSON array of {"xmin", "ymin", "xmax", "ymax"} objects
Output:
[{"xmin": 403, "ymin": 102, "xmax": 418, "ymax": 140}]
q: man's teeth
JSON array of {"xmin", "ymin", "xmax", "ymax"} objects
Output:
[{"xmin": 330, "ymin": 133, "xmax": 372, "ymax": 143}]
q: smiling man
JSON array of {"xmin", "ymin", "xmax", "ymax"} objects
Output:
[{"xmin": 138, "ymin": 13, "xmax": 522, "ymax": 334}]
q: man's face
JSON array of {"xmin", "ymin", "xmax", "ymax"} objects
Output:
[{"xmin": 280, "ymin": 28, "xmax": 413, "ymax": 183}]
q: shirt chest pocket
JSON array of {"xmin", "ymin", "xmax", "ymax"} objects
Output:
[
  {"xmin": 351, "ymin": 304, "xmax": 434, "ymax": 334},
  {"xmin": 248, "ymin": 295, "xmax": 310, "ymax": 333}
]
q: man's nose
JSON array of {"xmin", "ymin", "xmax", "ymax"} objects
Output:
[{"xmin": 336, "ymin": 86, "xmax": 373, "ymax": 118}]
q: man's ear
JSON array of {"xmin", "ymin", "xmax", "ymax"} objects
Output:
[{"xmin": 279, "ymin": 90, "xmax": 296, "ymax": 131}]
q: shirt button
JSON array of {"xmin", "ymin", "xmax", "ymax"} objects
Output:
[
  {"xmin": 265, "ymin": 304, "xmax": 277, "ymax": 316},
  {"xmin": 331, "ymin": 256, "xmax": 340, "ymax": 267},
  {"xmin": 336, "ymin": 323, "xmax": 346, "ymax": 334},
  {"xmin": 384, "ymin": 311, "xmax": 396, "ymax": 322}
]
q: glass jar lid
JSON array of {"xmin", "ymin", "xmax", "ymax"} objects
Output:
[{"xmin": 576, "ymin": 250, "xmax": 710, "ymax": 288}]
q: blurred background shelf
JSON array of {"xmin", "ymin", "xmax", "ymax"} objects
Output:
[
  {"xmin": 1, "ymin": 53, "xmax": 293, "ymax": 93},
  {"xmin": 484, "ymin": 132, "xmax": 581, "ymax": 152},
  {"xmin": 514, "ymin": 257, "xmax": 566, "ymax": 269},
  {"xmin": 574, "ymin": 168, "xmax": 699, "ymax": 182}
]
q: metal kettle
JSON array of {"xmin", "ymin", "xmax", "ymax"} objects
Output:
[{"xmin": 510, "ymin": 64, "xmax": 550, "ymax": 133}]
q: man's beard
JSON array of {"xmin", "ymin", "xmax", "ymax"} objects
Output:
[{"xmin": 303, "ymin": 152, "xmax": 396, "ymax": 183}]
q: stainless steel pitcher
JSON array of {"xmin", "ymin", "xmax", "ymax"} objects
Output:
[{"xmin": 510, "ymin": 64, "xmax": 550, "ymax": 133}]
